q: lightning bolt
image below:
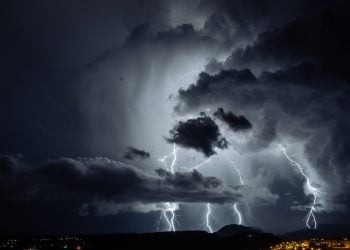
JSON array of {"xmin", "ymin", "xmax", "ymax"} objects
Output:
[
  {"xmin": 189, "ymin": 158, "xmax": 211, "ymax": 170},
  {"xmin": 226, "ymin": 153, "xmax": 245, "ymax": 225},
  {"xmin": 158, "ymin": 145, "xmax": 216, "ymax": 232},
  {"xmin": 158, "ymin": 143, "xmax": 178, "ymax": 231},
  {"xmin": 161, "ymin": 204, "xmax": 177, "ymax": 232},
  {"xmin": 189, "ymin": 157, "xmax": 215, "ymax": 233},
  {"xmin": 227, "ymin": 155, "xmax": 244, "ymax": 186},
  {"xmin": 279, "ymin": 145, "xmax": 318, "ymax": 229},
  {"xmin": 206, "ymin": 203, "xmax": 213, "ymax": 233},
  {"xmin": 233, "ymin": 203, "xmax": 243, "ymax": 225},
  {"xmin": 159, "ymin": 143, "xmax": 178, "ymax": 174}
]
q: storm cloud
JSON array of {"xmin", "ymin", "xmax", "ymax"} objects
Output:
[
  {"xmin": 123, "ymin": 146, "xmax": 151, "ymax": 160},
  {"xmin": 166, "ymin": 116, "xmax": 228, "ymax": 157},
  {"xmin": 0, "ymin": 155, "xmax": 241, "ymax": 212},
  {"xmin": 224, "ymin": 11, "xmax": 350, "ymax": 75},
  {"xmin": 2, "ymin": 0, "xmax": 350, "ymax": 234},
  {"xmin": 214, "ymin": 107, "xmax": 252, "ymax": 131},
  {"xmin": 174, "ymin": 12, "xmax": 350, "ymax": 217}
]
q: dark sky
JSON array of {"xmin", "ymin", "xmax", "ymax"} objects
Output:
[{"xmin": 1, "ymin": 0, "xmax": 350, "ymax": 235}]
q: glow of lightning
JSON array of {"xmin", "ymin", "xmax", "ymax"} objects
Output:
[
  {"xmin": 159, "ymin": 143, "xmax": 177, "ymax": 174},
  {"xmin": 206, "ymin": 203, "xmax": 213, "ymax": 233},
  {"xmin": 279, "ymin": 145, "xmax": 318, "ymax": 229},
  {"xmin": 189, "ymin": 157, "xmax": 215, "ymax": 233},
  {"xmin": 169, "ymin": 70, "xmax": 201, "ymax": 88},
  {"xmin": 190, "ymin": 157, "xmax": 211, "ymax": 170},
  {"xmin": 158, "ymin": 145, "xmax": 215, "ymax": 232},
  {"xmin": 146, "ymin": 69, "xmax": 201, "ymax": 106},
  {"xmin": 173, "ymin": 155, "xmax": 214, "ymax": 232},
  {"xmin": 158, "ymin": 143, "xmax": 178, "ymax": 231},
  {"xmin": 226, "ymin": 155, "xmax": 244, "ymax": 186},
  {"xmin": 226, "ymin": 153, "xmax": 245, "ymax": 225},
  {"xmin": 161, "ymin": 210, "xmax": 170, "ymax": 229},
  {"xmin": 161, "ymin": 204, "xmax": 176, "ymax": 232},
  {"xmin": 233, "ymin": 203, "xmax": 242, "ymax": 225}
]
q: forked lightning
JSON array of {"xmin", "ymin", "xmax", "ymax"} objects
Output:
[
  {"xmin": 226, "ymin": 153, "xmax": 244, "ymax": 225},
  {"xmin": 158, "ymin": 143, "xmax": 178, "ymax": 231},
  {"xmin": 279, "ymin": 145, "xmax": 318, "ymax": 229}
]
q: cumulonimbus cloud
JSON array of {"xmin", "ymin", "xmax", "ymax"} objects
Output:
[
  {"xmin": 172, "ymin": 13, "xmax": 350, "ymax": 214},
  {"xmin": 0, "ymin": 155, "xmax": 242, "ymax": 215}
]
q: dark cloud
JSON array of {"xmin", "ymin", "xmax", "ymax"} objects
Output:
[
  {"xmin": 204, "ymin": 58, "xmax": 225, "ymax": 75},
  {"xmin": 176, "ymin": 59, "xmax": 350, "ymax": 151},
  {"xmin": 166, "ymin": 116, "xmax": 228, "ymax": 157},
  {"xmin": 175, "ymin": 11, "xmax": 350, "ymax": 156},
  {"xmin": 214, "ymin": 107, "xmax": 252, "ymax": 131},
  {"xmin": 224, "ymin": 11, "xmax": 350, "ymax": 75},
  {"xmin": 175, "ymin": 69, "xmax": 257, "ymax": 114},
  {"xmin": 175, "ymin": 64, "xmax": 350, "ymax": 214},
  {"xmin": 200, "ymin": 0, "xmax": 350, "ymax": 35},
  {"xmin": 123, "ymin": 146, "xmax": 150, "ymax": 160},
  {"xmin": 201, "ymin": 13, "xmax": 252, "ymax": 47},
  {"xmin": 172, "ymin": 12, "xmax": 350, "ymax": 218},
  {"xmin": 0, "ymin": 155, "xmax": 241, "ymax": 209}
]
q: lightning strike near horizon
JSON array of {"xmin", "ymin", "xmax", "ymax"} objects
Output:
[
  {"xmin": 233, "ymin": 203, "xmax": 243, "ymax": 226},
  {"xmin": 158, "ymin": 143, "xmax": 178, "ymax": 231},
  {"xmin": 206, "ymin": 203, "xmax": 213, "ymax": 233},
  {"xmin": 226, "ymin": 153, "xmax": 245, "ymax": 225},
  {"xmin": 188, "ymin": 157, "xmax": 215, "ymax": 233},
  {"xmin": 279, "ymin": 145, "xmax": 319, "ymax": 229},
  {"xmin": 159, "ymin": 145, "xmax": 215, "ymax": 232},
  {"xmin": 161, "ymin": 203, "xmax": 177, "ymax": 232}
]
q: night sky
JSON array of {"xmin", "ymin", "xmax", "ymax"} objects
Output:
[{"xmin": 1, "ymin": 0, "xmax": 350, "ymax": 235}]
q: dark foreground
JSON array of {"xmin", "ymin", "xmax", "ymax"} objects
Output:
[
  {"xmin": 1, "ymin": 224, "xmax": 350, "ymax": 250},
  {"xmin": 0, "ymin": 231, "xmax": 280, "ymax": 250}
]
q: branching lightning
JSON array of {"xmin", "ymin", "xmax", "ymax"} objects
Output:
[
  {"xmin": 226, "ymin": 153, "xmax": 245, "ymax": 225},
  {"xmin": 158, "ymin": 143, "xmax": 178, "ymax": 231},
  {"xmin": 199, "ymin": 158, "xmax": 214, "ymax": 233},
  {"xmin": 159, "ymin": 145, "xmax": 215, "ymax": 232},
  {"xmin": 161, "ymin": 204, "xmax": 177, "ymax": 232},
  {"xmin": 158, "ymin": 144, "xmax": 221, "ymax": 233},
  {"xmin": 279, "ymin": 145, "xmax": 319, "ymax": 229},
  {"xmin": 189, "ymin": 157, "xmax": 215, "ymax": 233},
  {"xmin": 159, "ymin": 143, "xmax": 178, "ymax": 174},
  {"xmin": 189, "ymin": 158, "xmax": 211, "ymax": 170}
]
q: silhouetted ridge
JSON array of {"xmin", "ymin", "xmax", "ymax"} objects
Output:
[{"xmin": 215, "ymin": 224, "xmax": 263, "ymax": 237}]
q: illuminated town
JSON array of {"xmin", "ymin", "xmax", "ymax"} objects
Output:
[
  {"xmin": 269, "ymin": 238, "xmax": 350, "ymax": 250},
  {"xmin": 0, "ymin": 236, "xmax": 86, "ymax": 250}
]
